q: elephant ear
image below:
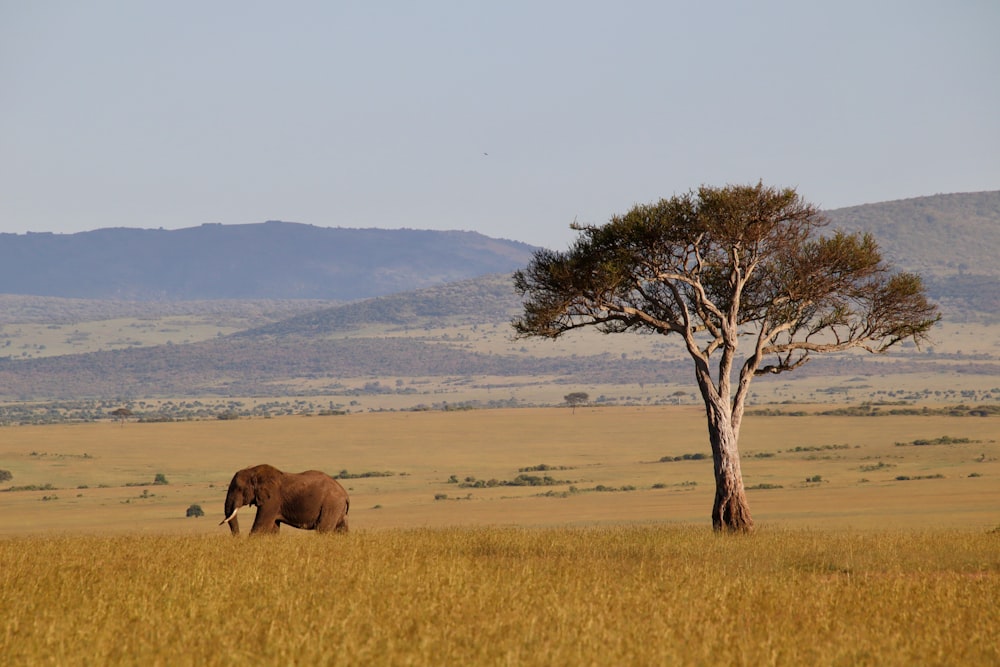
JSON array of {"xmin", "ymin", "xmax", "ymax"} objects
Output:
[{"xmin": 249, "ymin": 466, "xmax": 281, "ymax": 506}]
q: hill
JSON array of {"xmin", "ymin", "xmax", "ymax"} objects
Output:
[
  {"xmin": 825, "ymin": 191, "xmax": 1000, "ymax": 278},
  {"xmin": 825, "ymin": 191, "xmax": 1000, "ymax": 316},
  {"xmin": 1, "ymin": 271, "xmax": 998, "ymax": 406},
  {"xmin": 0, "ymin": 274, "xmax": 692, "ymax": 400},
  {"xmin": 2, "ymin": 191, "xmax": 995, "ymax": 321},
  {"xmin": 0, "ymin": 192, "xmax": 996, "ymax": 306},
  {"xmin": 0, "ymin": 192, "xmax": 997, "ymax": 406},
  {"xmin": 0, "ymin": 221, "xmax": 536, "ymax": 300}
]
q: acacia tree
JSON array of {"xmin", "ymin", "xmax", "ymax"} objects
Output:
[
  {"xmin": 564, "ymin": 392, "xmax": 590, "ymax": 412},
  {"xmin": 110, "ymin": 407, "xmax": 133, "ymax": 427},
  {"xmin": 513, "ymin": 183, "xmax": 939, "ymax": 532}
]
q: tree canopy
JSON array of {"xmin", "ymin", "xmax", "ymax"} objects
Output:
[
  {"xmin": 513, "ymin": 183, "xmax": 939, "ymax": 531},
  {"xmin": 564, "ymin": 392, "xmax": 589, "ymax": 412}
]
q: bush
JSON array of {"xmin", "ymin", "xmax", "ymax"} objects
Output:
[
  {"xmin": 0, "ymin": 469, "xmax": 12, "ymax": 483},
  {"xmin": 138, "ymin": 414, "xmax": 175, "ymax": 423},
  {"xmin": 4, "ymin": 483, "xmax": 55, "ymax": 492},
  {"xmin": 186, "ymin": 504, "xmax": 204, "ymax": 518},
  {"xmin": 895, "ymin": 474, "xmax": 945, "ymax": 482},
  {"xmin": 153, "ymin": 473, "xmax": 169, "ymax": 485},
  {"xmin": 859, "ymin": 461, "xmax": 894, "ymax": 472},
  {"xmin": 659, "ymin": 452, "xmax": 708, "ymax": 463},
  {"xmin": 336, "ymin": 470, "xmax": 395, "ymax": 479},
  {"xmin": 895, "ymin": 436, "xmax": 975, "ymax": 447}
]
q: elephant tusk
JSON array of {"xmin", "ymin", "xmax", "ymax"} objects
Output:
[{"xmin": 220, "ymin": 507, "xmax": 239, "ymax": 525}]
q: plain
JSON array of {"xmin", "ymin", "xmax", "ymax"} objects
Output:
[
  {"xmin": 2, "ymin": 407, "xmax": 998, "ymax": 665},
  {"xmin": 1, "ymin": 406, "xmax": 998, "ymax": 535},
  {"xmin": 1, "ymin": 527, "xmax": 998, "ymax": 665}
]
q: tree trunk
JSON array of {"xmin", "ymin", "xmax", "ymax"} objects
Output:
[{"xmin": 704, "ymin": 396, "xmax": 754, "ymax": 533}]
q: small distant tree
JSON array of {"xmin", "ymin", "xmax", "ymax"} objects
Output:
[
  {"xmin": 153, "ymin": 473, "xmax": 169, "ymax": 485},
  {"xmin": 0, "ymin": 469, "xmax": 12, "ymax": 483},
  {"xmin": 564, "ymin": 392, "xmax": 590, "ymax": 413},
  {"xmin": 186, "ymin": 504, "xmax": 204, "ymax": 518},
  {"xmin": 109, "ymin": 407, "xmax": 133, "ymax": 427},
  {"xmin": 514, "ymin": 183, "xmax": 939, "ymax": 532}
]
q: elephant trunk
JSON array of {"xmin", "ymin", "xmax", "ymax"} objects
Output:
[{"xmin": 221, "ymin": 495, "xmax": 241, "ymax": 535}]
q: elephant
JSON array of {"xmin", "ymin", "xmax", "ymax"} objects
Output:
[{"xmin": 220, "ymin": 464, "xmax": 349, "ymax": 535}]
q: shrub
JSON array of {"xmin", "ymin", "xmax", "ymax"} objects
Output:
[
  {"xmin": 153, "ymin": 473, "xmax": 169, "ymax": 485},
  {"xmin": 0, "ymin": 469, "xmax": 12, "ymax": 483},
  {"xmin": 895, "ymin": 436, "xmax": 975, "ymax": 447},
  {"xmin": 336, "ymin": 470, "xmax": 395, "ymax": 479},
  {"xmin": 659, "ymin": 452, "xmax": 707, "ymax": 462},
  {"xmin": 859, "ymin": 461, "xmax": 893, "ymax": 472},
  {"xmin": 185, "ymin": 504, "xmax": 204, "ymax": 518},
  {"xmin": 139, "ymin": 414, "xmax": 175, "ymax": 423},
  {"xmin": 458, "ymin": 473, "xmax": 573, "ymax": 488},
  {"xmin": 4, "ymin": 483, "xmax": 55, "ymax": 492},
  {"xmin": 519, "ymin": 464, "xmax": 573, "ymax": 472}
]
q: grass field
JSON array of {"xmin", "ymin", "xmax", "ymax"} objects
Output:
[
  {"xmin": 2, "ymin": 406, "xmax": 998, "ymax": 664},
  {"xmin": 1, "ymin": 406, "xmax": 997, "ymax": 535},
  {"xmin": 1, "ymin": 528, "xmax": 997, "ymax": 665}
]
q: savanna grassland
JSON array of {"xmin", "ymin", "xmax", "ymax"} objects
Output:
[
  {"xmin": 1, "ymin": 407, "xmax": 999, "ymax": 664},
  {"xmin": 2, "ymin": 528, "xmax": 997, "ymax": 666},
  {"xmin": 2, "ymin": 407, "xmax": 998, "ymax": 534}
]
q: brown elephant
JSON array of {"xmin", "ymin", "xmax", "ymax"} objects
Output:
[{"xmin": 220, "ymin": 464, "xmax": 349, "ymax": 535}]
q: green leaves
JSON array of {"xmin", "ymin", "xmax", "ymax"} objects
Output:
[{"xmin": 513, "ymin": 182, "xmax": 940, "ymax": 373}]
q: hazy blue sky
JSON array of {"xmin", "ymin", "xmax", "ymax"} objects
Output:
[{"xmin": 2, "ymin": 1, "xmax": 997, "ymax": 249}]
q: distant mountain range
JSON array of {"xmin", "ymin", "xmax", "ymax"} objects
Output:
[
  {"xmin": 0, "ymin": 191, "xmax": 997, "ymax": 402},
  {"xmin": 1, "ymin": 191, "xmax": 998, "ymax": 303},
  {"xmin": 825, "ymin": 190, "xmax": 1000, "ymax": 279},
  {"xmin": 826, "ymin": 191, "xmax": 1000, "ymax": 316},
  {"xmin": 0, "ymin": 222, "xmax": 536, "ymax": 300},
  {"xmin": 0, "ymin": 192, "xmax": 997, "ymax": 305}
]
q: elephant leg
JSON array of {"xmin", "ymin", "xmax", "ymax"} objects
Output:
[
  {"xmin": 316, "ymin": 505, "xmax": 348, "ymax": 533},
  {"xmin": 250, "ymin": 508, "xmax": 281, "ymax": 534}
]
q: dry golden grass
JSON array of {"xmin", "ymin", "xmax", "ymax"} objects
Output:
[
  {"xmin": 1, "ymin": 406, "xmax": 998, "ymax": 535},
  {"xmin": 2, "ymin": 407, "xmax": 998, "ymax": 664},
  {"xmin": 1, "ymin": 528, "xmax": 997, "ymax": 666}
]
